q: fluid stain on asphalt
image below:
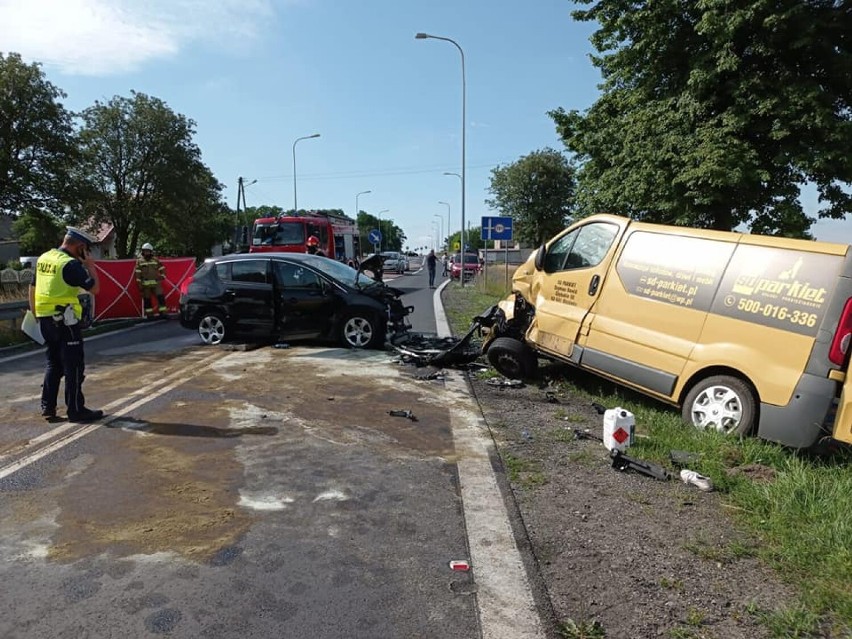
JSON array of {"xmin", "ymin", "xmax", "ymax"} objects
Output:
[
  {"xmin": 48, "ymin": 404, "xmax": 256, "ymax": 563},
  {"xmin": 111, "ymin": 418, "xmax": 278, "ymax": 438}
]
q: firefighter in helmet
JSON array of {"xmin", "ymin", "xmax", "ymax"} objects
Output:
[
  {"xmin": 306, "ymin": 235, "xmax": 326, "ymax": 257},
  {"xmin": 135, "ymin": 243, "xmax": 168, "ymax": 319}
]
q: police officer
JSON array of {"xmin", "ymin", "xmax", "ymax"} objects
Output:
[
  {"xmin": 29, "ymin": 227, "xmax": 103, "ymax": 423},
  {"xmin": 135, "ymin": 242, "xmax": 168, "ymax": 319}
]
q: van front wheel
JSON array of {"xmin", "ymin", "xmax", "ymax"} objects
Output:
[
  {"xmin": 487, "ymin": 337, "xmax": 538, "ymax": 380},
  {"xmin": 682, "ymin": 375, "xmax": 756, "ymax": 436}
]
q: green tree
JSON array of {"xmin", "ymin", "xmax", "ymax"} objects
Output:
[
  {"xmin": 11, "ymin": 207, "xmax": 64, "ymax": 255},
  {"xmin": 0, "ymin": 53, "xmax": 76, "ymax": 215},
  {"xmin": 486, "ymin": 148, "xmax": 576, "ymax": 246},
  {"xmin": 73, "ymin": 92, "xmax": 225, "ymax": 258},
  {"xmin": 357, "ymin": 211, "xmax": 406, "ymax": 252},
  {"xmin": 551, "ymin": 0, "xmax": 852, "ymax": 237}
]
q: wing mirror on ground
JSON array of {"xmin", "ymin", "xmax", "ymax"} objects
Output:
[{"xmin": 534, "ymin": 244, "xmax": 546, "ymax": 271}]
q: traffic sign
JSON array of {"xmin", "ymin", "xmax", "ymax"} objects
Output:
[
  {"xmin": 481, "ymin": 216, "xmax": 513, "ymax": 241},
  {"xmin": 368, "ymin": 228, "xmax": 382, "ymax": 245}
]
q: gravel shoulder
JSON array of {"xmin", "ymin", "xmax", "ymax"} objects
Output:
[{"xmin": 467, "ymin": 365, "xmax": 801, "ymax": 639}]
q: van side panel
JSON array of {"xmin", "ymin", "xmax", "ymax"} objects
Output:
[
  {"xmin": 582, "ymin": 229, "xmax": 736, "ymax": 398},
  {"xmin": 689, "ymin": 243, "xmax": 847, "ymax": 447}
]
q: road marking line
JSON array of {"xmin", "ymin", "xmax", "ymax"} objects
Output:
[
  {"xmin": 435, "ymin": 286, "xmax": 545, "ymax": 639},
  {"xmin": 0, "ymin": 351, "xmax": 229, "ymax": 480}
]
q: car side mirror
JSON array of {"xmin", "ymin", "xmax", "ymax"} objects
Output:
[{"xmin": 534, "ymin": 244, "xmax": 546, "ymax": 271}]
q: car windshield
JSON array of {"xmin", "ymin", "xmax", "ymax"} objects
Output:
[
  {"xmin": 253, "ymin": 221, "xmax": 304, "ymax": 247},
  {"xmin": 302, "ymin": 255, "xmax": 378, "ymax": 288}
]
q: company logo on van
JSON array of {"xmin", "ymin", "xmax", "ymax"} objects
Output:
[{"xmin": 732, "ymin": 276, "xmax": 827, "ymax": 306}]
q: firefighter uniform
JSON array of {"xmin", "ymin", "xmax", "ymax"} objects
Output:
[{"xmin": 136, "ymin": 244, "xmax": 168, "ymax": 318}]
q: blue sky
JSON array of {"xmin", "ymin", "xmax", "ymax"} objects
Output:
[{"xmin": 1, "ymin": 0, "xmax": 849, "ymax": 249}]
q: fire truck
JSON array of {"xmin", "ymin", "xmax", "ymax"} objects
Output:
[{"xmin": 249, "ymin": 211, "xmax": 360, "ymax": 261}]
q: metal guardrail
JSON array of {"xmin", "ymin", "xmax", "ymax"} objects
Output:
[{"xmin": 0, "ymin": 301, "xmax": 27, "ymax": 323}]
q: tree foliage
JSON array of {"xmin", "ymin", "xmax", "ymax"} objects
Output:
[
  {"xmin": 11, "ymin": 207, "xmax": 64, "ymax": 255},
  {"xmin": 0, "ymin": 52, "xmax": 76, "ymax": 215},
  {"xmin": 73, "ymin": 92, "xmax": 225, "ymax": 258},
  {"xmin": 486, "ymin": 148, "xmax": 576, "ymax": 246},
  {"xmin": 357, "ymin": 211, "xmax": 406, "ymax": 253},
  {"xmin": 551, "ymin": 0, "xmax": 852, "ymax": 236}
]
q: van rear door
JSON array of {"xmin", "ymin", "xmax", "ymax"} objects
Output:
[{"xmin": 528, "ymin": 219, "xmax": 626, "ymax": 360}]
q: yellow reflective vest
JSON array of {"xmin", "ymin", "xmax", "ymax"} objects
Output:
[{"xmin": 34, "ymin": 249, "xmax": 82, "ymax": 319}]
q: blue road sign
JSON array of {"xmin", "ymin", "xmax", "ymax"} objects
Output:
[
  {"xmin": 368, "ymin": 228, "xmax": 382, "ymax": 245},
  {"xmin": 481, "ymin": 216, "xmax": 513, "ymax": 241}
]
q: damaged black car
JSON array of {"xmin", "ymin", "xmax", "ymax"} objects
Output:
[{"xmin": 179, "ymin": 253, "xmax": 412, "ymax": 348}]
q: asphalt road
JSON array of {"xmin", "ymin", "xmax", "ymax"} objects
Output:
[{"xmin": 0, "ymin": 262, "xmax": 542, "ymax": 639}]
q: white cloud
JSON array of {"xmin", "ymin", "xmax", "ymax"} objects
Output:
[{"xmin": 0, "ymin": 0, "xmax": 275, "ymax": 76}]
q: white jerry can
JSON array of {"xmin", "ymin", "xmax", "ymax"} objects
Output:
[{"xmin": 602, "ymin": 407, "xmax": 635, "ymax": 452}]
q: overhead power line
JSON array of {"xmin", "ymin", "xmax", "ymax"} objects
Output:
[{"xmin": 254, "ymin": 160, "xmax": 510, "ymax": 183}]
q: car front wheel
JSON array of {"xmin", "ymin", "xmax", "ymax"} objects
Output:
[
  {"xmin": 198, "ymin": 311, "xmax": 227, "ymax": 345},
  {"xmin": 486, "ymin": 337, "xmax": 538, "ymax": 379},
  {"xmin": 340, "ymin": 311, "xmax": 382, "ymax": 349}
]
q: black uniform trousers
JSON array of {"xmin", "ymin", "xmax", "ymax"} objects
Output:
[{"xmin": 40, "ymin": 317, "xmax": 86, "ymax": 415}]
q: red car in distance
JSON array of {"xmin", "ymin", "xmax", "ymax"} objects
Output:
[{"xmin": 450, "ymin": 252, "xmax": 482, "ymax": 281}]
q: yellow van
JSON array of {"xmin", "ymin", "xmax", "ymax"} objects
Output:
[{"xmin": 480, "ymin": 214, "xmax": 852, "ymax": 448}]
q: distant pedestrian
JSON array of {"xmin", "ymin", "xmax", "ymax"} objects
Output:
[
  {"xmin": 30, "ymin": 227, "xmax": 104, "ymax": 423},
  {"xmin": 441, "ymin": 253, "xmax": 449, "ymax": 277},
  {"xmin": 426, "ymin": 249, "xmax": 437, "ymax": 288}
]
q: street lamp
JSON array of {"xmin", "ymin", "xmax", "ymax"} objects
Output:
[
  {"xmin": 355, "ymin": 190, "xmax": 371, "ymax": 219},
  {"xmin": 292, "ymin": 133, "xmax": 320, "ymax": 213},
  {"xmin": 433, "ymin": 214, "xmax": 444, "ymax": 251},
  {"xmin": 418, "ymin": 32, "xmax": 466, "ymax": 285},
  {"xmin": 378, "ymin": 209, "xmax": 389, "ymax": 251},
  {"xmin": 438, "ymin": 200, "xmax": 450, "ymax": 253}
]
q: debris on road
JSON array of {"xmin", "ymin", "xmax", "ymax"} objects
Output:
[
  {"xmin": 388, "ymin": 409, "xmax": 418, "ymax": 422},
  {"xmin": 449, "ymin": 560, "xmax": 470, "ymax": 572},
  {"xmin": 591, "ymin": 402, "xmax": 608, "ymax": 415},
  {"xmin": 610, "ymin": 449, "xmax": 672, "ymax": 481},
  {"xmin": 573, "ymin": 428, "xmax": 604, "ymax": 443},
  {"xmin": 273, "ymin": 342, "xmax": 290, "ymax": 349},
  {"xmin": 544, "ymin": 390, "xmax": 560, "ymax": 403},
  {"xmin": 680, "ymin": 469, "xmax": 714, "ymax": 492},
  {"xmin": 486, "ymin": 377, "xmax": 524, "ymax": 388}
]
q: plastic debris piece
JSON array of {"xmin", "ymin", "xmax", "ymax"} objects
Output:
[
  {"xmin": 591, "ymin": 402, "xmax": 607, "ymax": 415},
  {"xmin": 273, "ymin": 343, "xmax": 290, "ymax": 349},
  {"xmin": 449, "ymin": 560, "xmax": 470, "ymax": 572},
  {"xmin": 486, "ymin": 378, "xmax": 524, "ymax": 388},
  {"xmin": 545, "ymin": 391, "xmax": 559, "ymax": 403},
  {"xmin": 388, "ymin": 409, "xmax": 418, "ymax": 422}
]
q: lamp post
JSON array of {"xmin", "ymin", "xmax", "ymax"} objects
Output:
[
  {"xmin": 417, "ymin": 32, "xmax": 466, "ymax": 286},
  {"xmin": 378, "ymin": 209, "xmax": 389, "ymax": 252},
  {"xmin": 292, "ymin": 133, "xmax": 320, "ymax": 213},
  {"xmin": 438, "ymin": 200, "xmax": 450, "ymax": 254},
  {"xmin": 355, "ymin": 190, "xmax": 371, "ymax": 219},
  {"xmin": 433, "ymin": 214, "xmax": 444, "ymax": 252}
]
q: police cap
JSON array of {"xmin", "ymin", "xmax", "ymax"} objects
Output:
[{"xmin": 65, "ymin": 227, "xmax": 98, "ymax": 248}]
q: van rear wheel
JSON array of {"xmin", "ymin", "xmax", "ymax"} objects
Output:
[
  {"xmin": 487, "ymin": 337, "xmax": 538, "ymax": 380},
  {"xmin": 682, "ymin": 375, "xmax": 756, "ymax": 436}
]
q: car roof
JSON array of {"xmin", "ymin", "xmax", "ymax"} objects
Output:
[{"xmin": 205, "ymin": 252, "xmax": 316, "ymax": 263}]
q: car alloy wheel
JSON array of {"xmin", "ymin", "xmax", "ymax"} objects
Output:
[
  {"xmin": 342, "ymin": 314, "xmax": 377, "ymax": 348},
  {"xmin": 198, "ymin": 312, "xmax": 226, "ymax": 345}
]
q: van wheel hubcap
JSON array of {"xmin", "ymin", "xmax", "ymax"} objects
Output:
[
  {"xmin": 199, "ymin": 316, "xmax": 225, "ymax": 345},
  {"xmin": 690, "ymin": 385, "xmax": 742, "ymax": 433},
  {"xmin": 344, "ymin": 317, "xmax": 373, "ymax": 347}
]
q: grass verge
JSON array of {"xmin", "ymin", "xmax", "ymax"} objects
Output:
[{"xmin": 443, "ymin": 271, "xmax": 852, "ymax": 638}]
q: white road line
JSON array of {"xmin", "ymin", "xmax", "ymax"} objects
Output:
[
  {"xmin": 434, "ymin": 280, "xmax": 545, "ymax": 639},
  {"xmin": 0, "ymin": 351, "xmax": 229, "ymax": 480}
]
